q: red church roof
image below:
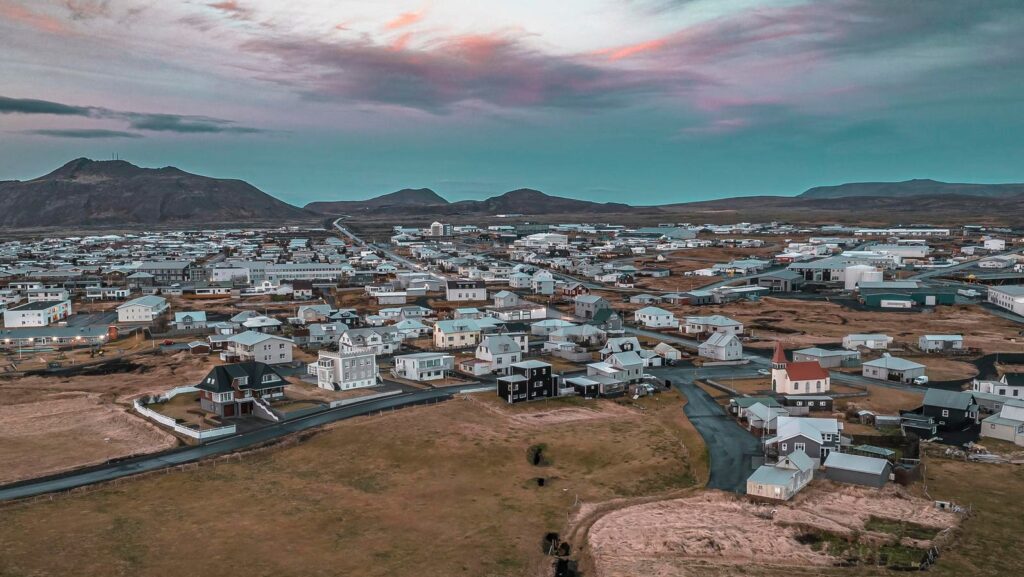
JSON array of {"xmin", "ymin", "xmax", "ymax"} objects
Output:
[{"xmin": 785, "ymin": 360, "xmax": 830, "ymax": 382}]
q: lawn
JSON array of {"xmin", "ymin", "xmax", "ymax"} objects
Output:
[{"xmin": 0, "ymin": 390, "xmax": 700, "ymax": 577}]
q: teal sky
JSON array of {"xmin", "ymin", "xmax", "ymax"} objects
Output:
[{"xmin": 2, "ymin": 1, "xmax": 1024, "ymax": 206}]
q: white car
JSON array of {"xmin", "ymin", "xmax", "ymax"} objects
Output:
[{"xmin": 757, "ymin": 368, "xmax": 770, "ymax": 376}]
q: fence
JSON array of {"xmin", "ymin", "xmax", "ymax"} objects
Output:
[
  {"xmin": 328, "ymin": 390, "xmax": 403, "ymax": 408},
  {"xmin": 133, "ymin": 388, "xmax": 237, "ymax": 441}
]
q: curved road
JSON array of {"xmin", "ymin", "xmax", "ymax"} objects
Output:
[{"xmin": 0, "ymin": 386, "xmax": 488, "ymax": 502}]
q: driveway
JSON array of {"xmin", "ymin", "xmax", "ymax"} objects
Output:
[{"xmin": 655, "ymin": 366, "xmax": 761, "ymax": 493}]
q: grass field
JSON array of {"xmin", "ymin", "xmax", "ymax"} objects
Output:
[{"xmin": 0, "ymin": 390, "xmax": 700, "ymax": 577}]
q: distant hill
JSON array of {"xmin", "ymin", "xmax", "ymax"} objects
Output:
[
  {"xmin": 306, "ymin": 188, "xmax": 448, "ymax": 214},
  {"xmin": 798, "ymin": 179, "xmax": 1024, "ymax": 199},
  {"xmin": 0, "ymin": 158, "xmax": 313, "ymax": 227},
  {"xmin": 306, "ymin": 187, "xmax": 638, "ymax": 216}
]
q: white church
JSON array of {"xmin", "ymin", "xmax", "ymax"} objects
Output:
[{"xmin": 771, "ymin": 342, "xmax": 831, "ymax": 394}]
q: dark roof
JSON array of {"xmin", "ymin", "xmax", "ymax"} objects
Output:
[
  {"xmin": 195, "ymin": 362, "xmax": 285, "ymax": 394},
  {"xmin": 589, "ymin": 308, "xmax": 618, "ymax": 325},
  {"xmin": 8, "ymin": 300, "xmax": 67, "ymax": 311},
  {"xmin": 1004, "ymin": 373, "xmax": 1024, "ymax": 387},
  {"xmin": 446, "ymin": 279, "xmax": 485, "ymax": 289}
]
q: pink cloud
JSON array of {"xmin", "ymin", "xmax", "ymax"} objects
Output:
[
  {"xmin": 385, "ymin": 9, "xmax": 425, "ymax": 30},
  {"xmin": 0, "ymin": 1, "xmax": 71, "ymax": 34}
]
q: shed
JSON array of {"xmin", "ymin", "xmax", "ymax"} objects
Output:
[{"xmin": 822, "ymin": 452, "xmax": 892, "ymax": 488}]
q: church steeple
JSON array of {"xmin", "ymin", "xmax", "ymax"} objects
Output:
[{"xmin": 771, "ymin": 341, "xmax": 787, "ymax": 369}]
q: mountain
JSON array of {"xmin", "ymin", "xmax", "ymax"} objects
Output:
[
  {"xmin": 798, "ymin": 179, "xmax": 1024, "ymax": 199},
  {"xmin": 0, "ymin": 158, "xmax": 313, "ymax": 227},
  {"xmin": 305, "ymin": 188, "xmax": 448, "ymax": 214},
  {"xmin": 306, "ymin": 187, "xmax": 639, "ymax": 216}
]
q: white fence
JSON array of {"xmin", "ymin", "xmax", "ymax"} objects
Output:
[{"xmin": 133, "ymin": 387, "xmax": 237, "ymax": 441}]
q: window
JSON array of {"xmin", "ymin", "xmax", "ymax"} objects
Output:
[
  {"xmin": 941, "ymin": 409, "xmax": 950, "ymax": 417},
  {"xmin": 781, "ymin": 443, "xmax": 787, "ymax": 451},
  {"xmin": 794, "ymin": 442, "xmax": 805, "ymax": 451}
]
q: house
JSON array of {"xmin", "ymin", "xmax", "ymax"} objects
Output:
[
  {"xmin": 340, "ymin": 327, "xmax": 401, "ymax": 355},
  {"xmin": 746, "ymin": 450, "xmax": 814, "ymax": 501},
  {"xmin": 296, "ymin": 304, "xmax": 333, "ymax": 323},
  {"xmin": 973, "ymin": 373, "xmax": 1024, "ymax": 404},
  {"xmin": 453, "ymin": 307, "xmax": 483, "ymax": 320},
  {"xmin": 588, "ymin": 308, "xmax": 623, "ymax": 332},
  {"xmin": 509, "ymin": 272, "xmax": 532, "ymax": 289},
  {"xmin": 531, "ymin": 270, "xmax": 556, "ymax": 295},
  {"xmin": 986, "ymin": 285, "xmax": 1024, "ymax": 316},
  {"xmin": 445, "ymin": 279, "xmax": 487, "ymax": 302},
  {"xmin": 3, "ymin": 300, "xmax": 72, "ymax": 327},
  {"xmin": 980, "ymin": 398, "xmax": 1024, "ymax": 446},
  {"xmin": 842, "ymin": 333, "xmax": 892, "ymax": 350},
  {"xmin": 242, "ymin": 315, "xmax": 282, "ymax": 333},
  {"xmin": 565, "ymin": 374, "xmax": 623, "ymax": 398},
  {"xmin": 315, "ymin": 348, "xmax": 379, "ymax": 390},
  {"xmin": 562, "ymin": 282, "xmax": 590, "ymax": 297},
  {"xmin": 653, "ymin": 342, "xmax": 682, "ymax": 361},
  {"xmin": 497, "ymin": 360, "xmax": 557, "ymax": 403},
  {"xmin": 781, "ymin": 395, "xmax": 834, "ymax": 414},
  {"xmin": 434, "ymin": 319, "xmax": 482, "ymax": 349},
  {"xmin": 756, "ymin": 270, "xmax": 805, "ymax": 292},
  {"xmin": 475, "ymin": 334, "xmax": 522, "ymax": 373},
  {"xmin": 549, "ymin": 324, "xmax": 606, "ymax": 347},
  {"xmin": 531, "ymin": 319, "xmax": 575, "ymax": 336},
  {"xmin": 766, "ymin": 416, "xmax": 844, "ymax": 465},
  {"xmin": 628, "ymin": 293, "xmax": 661, "ymax": 305},
  {"xmin": 186, "ymin": 341, "xmax": 211, "ymax": 355},
  {"xmin": 493, "ymin": 290, "xmax": 520, "ymax": 308},
  {"xmin": 918, "ymin": 334, "xmax": 964, "ymax": 352},
  {"xmin": 770, "ymin": 342, "xmax": 830, "ymax": 394},
  {"xmin": 173, "ymin": 311, "xmax": 208, "ymax": 331},
  {"xmin": 822, "ymin": 453, "xmax": 892, "ymax": 488},
  {"xmin": 587, "ymin": 350, "xmax": 643, "ymax": 384},
  {"xmin": 683, "ymin": 315, "xmax": 743, "ymax": 336},
  {"xmin": 792, "ymin": 347, "xmax": 860, "ymax": 368},
  {"xmin": 698, "ymin": 332, "xmax": 743, "ymax": 361},
  {"xmin": 920, "ymin": 388, "xmax": 978, "ymax": 431},
  {"xmin": 224, "ymin": 331, "xmax": 294, "ymax": 364},
  {"xmin": 195, "ymin": 361, "xmax": 286, "ymax": 419},
  {"xmin": 574, "ymin": 295, "xmax": 610, "ymax": 320},
  {"xmin": 861, "ymin": 356, "xmax": 926, "ymax": 384},
  {"xmin": 393, "ymin": 318, "xmax": 431, "ymax": 340},
  {"xmin": 633, "ymin": 306, "xmax": 678, "ymax": 328},
  {"xmin": 305, "ymin": 322, "xmax": 348, "ymax": 348},
  {"xmin": 393, "ymin": 352, "xmax": 454, "ymax": 381},
  {"xmin": 600, "ymin": 336, "xmax": 643, "ymax": 357},
  {"xmin": 744, "ymin": 402, "xmax": 791, "ymax": 432},
  {"xmin": 116, "ymin": 295, "xmax": 168, "ymax": 323}
]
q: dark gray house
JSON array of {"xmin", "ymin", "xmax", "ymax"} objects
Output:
[
  {"xmin": 767, "ymin": 416, "xmax": 843, "ymax": 464},
  {"xmin": 920, "ymin": 388, "xmax": 979, "ymax": 431},
  {"xmin": 822, "ymin": 452, "xmax": 892, "ymax": 488},
  {"xmin": 574, "ymin": 295, "xmax": 610, "ymax": 319},
  {"xmin": 195, "ymin": 361, "xmax": 286, "ymax": 419},
  {"xmin": 756, "ymin": 270, "xmax": 805, "ymax": 292},
  {"xmin": 497, "ymin": 360, "xmax": 556, "ymax": 403}
]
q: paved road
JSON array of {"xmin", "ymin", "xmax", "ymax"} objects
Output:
[
  {"xmin": 908, "ymin": 246, "xmax": 1024, "ymax": 281},
  {"xmin": 654, "ymin": 365, "xmax": 761, "ymax": 493},
  {"xmin": 0, "ymin": 386, "xmax": 492, "ymax": 502}
]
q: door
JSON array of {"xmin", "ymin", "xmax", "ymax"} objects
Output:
[{"xmin": 223, "ymin": 403, "xmax": 235, "ymax": 417}]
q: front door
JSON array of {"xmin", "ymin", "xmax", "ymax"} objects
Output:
[{"xmin": 223, "ymin": 403, "xmax": 235, "ymax": 417}]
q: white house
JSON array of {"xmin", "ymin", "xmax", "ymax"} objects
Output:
[
  {"xmin": 770, "ymin": 342, "xmax": 830, "ymax": 394},
  {"xmin": 973, "ymin": 374, "xmax": 1024, "ymax": 402},
  {"xmin": 173, "ymin": 311, "xmax": 208, "ymax": 330},
  {"xmin": 445, "ymin": 279, "xmax": 487, "ymax": 302},
  {"xmin": 918, "ymin": 334, "xmax": 964, "ymax": 352},
  {"xmin": 842, "ymin": 333, "xmax": 893, "ymax": 350},
  {"xmin": 684, "ymin": 314, "xmax": 743, "ymax": 336},
  {"xmin": 746, "ymin": 450, "xmax": 814, "ymax": 501},
  {"xmin": 224, "ymin": 331, "xmax": 294, "ymax": 364},
  {"xmin": 530, "ymin": 270, "xmax": 556, "ymax": 295},
  {"xmin": 315, "ymin": 348, "xmax": 378, "ymax": 391},
  {"xmin": 116, "ymin": 295, "xmax": 169, "ymax": 323},
  {"xmin": 633, "ymin": 306, "xmax": 678, "ymax": 328},
  {"xmin": 340, "ymin": 327, "xmax": 401, "ymax": 355},
  {"xmin": 698, "ymin": 332, "xmax": 743, "ymax": 361},
  {"xmin": 393, "ymin": 352, "xmax": 455, "ymax": 381},
  {"xmin": 3, "ymin": 300, "xmax": 72, "ymax": 328},
  {"xmin": 981, "ymin": 398, "xmax": 1024, "ymax": 445},
  {"xmin": 475, "ymin": 335, "xmax": 522, "ymax": 374}
]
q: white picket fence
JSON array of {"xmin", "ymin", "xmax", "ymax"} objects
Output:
[{"xmin": 133, "ymin": 387, "xmax": 236, "ymax": 441}]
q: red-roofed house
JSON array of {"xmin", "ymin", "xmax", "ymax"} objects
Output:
[{"xmin": 771, "ymin": 342, "xmax": 830, "ymax": 394}]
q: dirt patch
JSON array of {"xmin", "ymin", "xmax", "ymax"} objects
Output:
[
  {"xmin": 586, "ymin": 484, "xmax": 958, "ymax": 576},
  {"xmin": 0, "ymin": 394, "xmax": 178, "ymax": 484}
]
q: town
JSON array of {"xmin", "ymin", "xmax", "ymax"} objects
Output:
[{"xmin": 2, "ymin": 216, "xmax": 1022, "ymax": 575}]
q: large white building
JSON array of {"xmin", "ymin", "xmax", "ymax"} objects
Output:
[
  {"xmin": 634, "ymin": 306, "xmax": 678, "ymax": 328},
  {"xmin": 393, "ymin": 352, "xmax": 454, "ymax": 381},
  {"xmin": 316, "ymin": 348, "xmax": 378, "ymax": 390},
  {"xmin": 116, "ymin": 295, "xmax": 169, "ymax": 323},
  {"xmin": 988, "ymin": 285, "xmax": 1024, "ymax": 316},
  {"xmin": 2, "ymin": 300, "xmax": 72, "ymax": 328}
]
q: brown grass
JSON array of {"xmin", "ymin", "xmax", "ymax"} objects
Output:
[{"xmin": 0, "ymin": 391, "xmax": 699, "ymax": 577}]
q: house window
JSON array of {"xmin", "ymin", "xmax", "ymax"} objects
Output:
[
  {"xmin": 794, "ymin": 442, "xmax": 806, "ymax": 451},
  {"xmin": 781, "ymin": 443, "xmax": 787, "ymax": 451},
  {"xmin": 941, "ymin": 409, "xmax": 950, "ymax": 417}
]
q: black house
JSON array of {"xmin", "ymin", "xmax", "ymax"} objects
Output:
[
  {"xmin": 920, "ymin": 388, "xmax": 978, "ymax": 431},
  {"xmin": 497, "ymin": 360, "xmax": 556, "ymax": 404}
]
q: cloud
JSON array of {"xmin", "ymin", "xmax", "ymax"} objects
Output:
[
  {"xmin": 385, "ymin": 9, "xmax": 425, "ymax": 30},
  {"xmin": 244, "ymin": 33, "xmax": 701, "ymax": 113},
  {"xmin": 207, "ymin": 0, "xmax": 252, "ymax": 20},
  {"xmin": 62, "ymin": 0, "xmax": 109, "ymax": 20},
  {"xmin": 0, "ymin": 95, "xmax": 91, "ymax": 116},
  {"xmin": 0, "ymin": 1, "xmax": 71, "ymax": 34},
  {"xmin": 25, "ymin": 128, "xmax": 143, "ymax": 139},
  {"xmin": 0, "ymin": 95, "xmax": 264, "ymax": 134}
]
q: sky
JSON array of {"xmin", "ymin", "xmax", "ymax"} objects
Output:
[{"xmin": 1, "ymin": 0, "xmax": 1023, "ymax": 207}]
